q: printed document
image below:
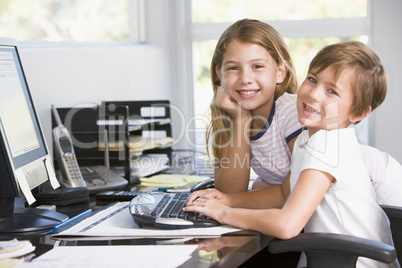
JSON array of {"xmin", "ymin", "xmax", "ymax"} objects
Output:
[
  {"xmin": 52, "ymin": 202, "xmax": 241, "ymax": 239},
  {"xmin": 19, "ymin": 245, "xmax": 197, "ymax": 268}
]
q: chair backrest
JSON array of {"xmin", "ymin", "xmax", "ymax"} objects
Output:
[
  {"xmin": 382, "ymin": 204, "xmax": 402, "ymax": 264},
  {"xmin": 268, "ymin": 205, "xmax": 401, "ymax": 267},
  {"xmin": 268, "ymin": 232, "xmax": 396, "ymax": 268}
]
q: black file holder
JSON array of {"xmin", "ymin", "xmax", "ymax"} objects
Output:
[{"xmin": 51, "ymin": 100, "xmax": 173, "ymax": 183}]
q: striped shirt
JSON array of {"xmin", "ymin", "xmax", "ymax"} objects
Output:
[
  {"xmin": 250, "ymin": 93, "xmax": 303, "ymax": 184},
  {"xmin": 359, "ymin": 144, "xmax": 402, "ymax": 206},
  {"xmin": 359, "ymin": 144, "xmax": 387, "ymax": 194}
]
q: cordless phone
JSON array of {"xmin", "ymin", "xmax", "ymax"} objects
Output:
[
  {"xmin": 51, "ymin": 105, "xmax": 128, "ymax": 193},
  {"xmin": 51, "ymin": 104, "xmax": 87, "ymax": 188}
]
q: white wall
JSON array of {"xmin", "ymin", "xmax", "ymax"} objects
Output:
[
  {"xmin": 18, "ymin": 44, "xmax": 170, "ymax": 152},
  {"xmin": 371, "ymin": 0, "xmax": 402, "ymax": 161}
]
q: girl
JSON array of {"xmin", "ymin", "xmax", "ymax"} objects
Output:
[
  {"xmin": 208, "ymin": 18, "xmax": 303, "ymax": 193},
  {"xmin": 186, "ymin": 41, "xmax": 398, "ymax": 268}
]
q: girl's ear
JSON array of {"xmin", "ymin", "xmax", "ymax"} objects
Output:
[
  {"xmin": 215, "ymin": 66, "xmax": 222, "ymax": 82},
  {"xmin": 351, "ymin": 106, "xmax": 372, "ymax": 123},
  {"xmin": 276, "ymin": 62, "xmax": 287, "ymax": 84}
]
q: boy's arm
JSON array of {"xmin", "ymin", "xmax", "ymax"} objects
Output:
[
  {"xmin": 187, "ymin": 172, "xmax": 291, "ymax": 209},
  {"xmin": 185, "ymin": 169, "xmax": 333, "ymax": 239},
  {"xmin": 226, "ymin": 169, "xmax": 332, "ymax": 238}
]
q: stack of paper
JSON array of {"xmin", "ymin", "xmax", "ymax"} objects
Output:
[
  {"xmin": 0, "ymin": 239, "xmax": 35, "ymax": 261},
  {"xmin": 139, "ymin": 174, "xmax": 211, "ymax": 187},
  {"xmin": 194, "ymin": 154, "xmax": 215, "ymax": 177},
  {"xmin": 99, "ymin": 136, "xmax": 174, "ymax": 153}
]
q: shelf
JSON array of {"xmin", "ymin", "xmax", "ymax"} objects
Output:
[
  {"xmin": 97, "ymin": 118, "xmax": 171, "ymax": 132},
  {"xmin": 128, "ymin": 118, "xmax": 171, "ymax": 127}
]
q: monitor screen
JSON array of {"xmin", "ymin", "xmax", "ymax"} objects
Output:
[
  {"xmin": 0, "ymin": 45, "xmax": 47, "ymax": 169},
  {"xmin": 0, "ymin": 42, "xmax": 49, "ymax": 191}
]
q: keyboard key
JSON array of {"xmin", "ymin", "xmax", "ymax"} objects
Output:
[
  {"xmin": 151, "ymin": 195, "xmax": 171, "ymax": 216},
  {"xmin": 161, "ymin": 198, "xmax": 176, "ymax": 217},
  {"xmin": 169, "ymin": 200, "xmax": 186, "ymax": 218}
]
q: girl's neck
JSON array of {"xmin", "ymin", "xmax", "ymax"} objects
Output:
[{"xmin": 249, "ymin": 99, "xmax": 274, "ymax": 136}]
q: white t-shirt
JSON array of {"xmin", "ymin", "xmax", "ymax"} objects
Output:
[{"xmin": 290, "ymin": 129, "xmax": 397, "ymax": 268}]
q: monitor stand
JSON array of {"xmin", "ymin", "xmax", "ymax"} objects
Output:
[{"xmin": 0, "ymin": 197, "xmax": 68, "ymax": 238}]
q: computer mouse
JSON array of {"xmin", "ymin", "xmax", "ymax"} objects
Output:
[{"xmin": 190, "ymin": 178, "xmax": 215, "ymax": 192}]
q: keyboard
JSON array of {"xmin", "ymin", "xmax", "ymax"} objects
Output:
[{"xmin": 129, "ymin": 192, "xmax": 220, "ymax": 229}]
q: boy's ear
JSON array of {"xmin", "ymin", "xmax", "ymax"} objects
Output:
[
  {"xmin": 276, "ymin": 62, "xmax": 287, "ymax": 84},
  {"xmin": 351, "ymin": 106, "xmax": 372, "ymax": 123}
]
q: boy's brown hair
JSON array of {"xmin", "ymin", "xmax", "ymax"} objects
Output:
[{"xmin": 308, "ymin": 41, "xmax": 387, "ymax": 118}]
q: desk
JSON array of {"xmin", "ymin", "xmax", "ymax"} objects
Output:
[
  {"xmin": 28, "ymin": 231, "xmax": 302, "ymax": 267},
  {"xmin": 4, "ymin": 183, "xmax": 301, "ymax": 267},
  {"xmin": 12, "ymin": 197, "xmax": 276, "ymax": 267},
  {"xmin": 26, "ymin": 229, "xmax": 272, "ymax": 267},
  {"xmin": 2, "ymin": 197, "xmax": 302, "ymax": 267}
]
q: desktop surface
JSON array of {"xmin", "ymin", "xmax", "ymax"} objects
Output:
[
  {"xmin": 1, "ymin": 175, "xmax": 301, "ymax": 267},
  {"xmin": 27, "ymin": 229, "xmax": 301, "ymax": 267},
  {"xmin": 24, "ymin": 197, "xmax": 272, "ymax": 267},
  {"xmin": 42, "ymin": 234, "xmax": 270, "ymax": 267},
  {"xmin": 2, "ymin": 188, "xmax": 302, "ymax": 267}
]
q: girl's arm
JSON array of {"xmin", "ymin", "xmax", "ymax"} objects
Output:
[
  {"xmin": 214, "ymin": 116, "xmax": 252, "ymax": 193},
  {"xmin": 287, "ymin": 135, "xmax": 298, "ymax": 153},
  {"xmin": 185, "ymin": 169, "xmax": 333, "ymax": 239},
  {"xmin": 213, "ymin": 87, "xmax": 253, "ymax": 193}
]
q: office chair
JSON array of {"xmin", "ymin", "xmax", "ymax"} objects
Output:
[
  {"xmin": 382, "ymin": 205, "xmax": 402, "ymax": 264},
  {"xmin": 268, "ymin": 205, "xmax": 402, "ymax": 268}
]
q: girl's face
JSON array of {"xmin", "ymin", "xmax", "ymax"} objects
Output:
[
  {"xmin": 297, "ymin": 67, "xmax": 364, "ymax": 136},
  {"xmin": 215, "ymin": 40, "xmax": 286, "ymax": 114}
]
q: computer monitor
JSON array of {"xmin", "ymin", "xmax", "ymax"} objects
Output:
[{"xmin": 0, "ymin": 38, "xmax": 67, "ymax": 236}]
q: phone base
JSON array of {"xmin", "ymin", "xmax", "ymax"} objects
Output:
[{"xmin": 34, "ymin": 187, "xmax": 90, "ymax": 206}]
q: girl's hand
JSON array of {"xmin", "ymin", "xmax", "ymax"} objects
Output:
[
  {"xmin": 185, "ymin": 188, "xmax": 229, "ymax": 206},
  {"xmin": 183, "ymin": 194, "xmax": 229, "ymax": 224},
  {"xmin": 215, "ymin": 87, "xmax": 250, "ymax": 120}
]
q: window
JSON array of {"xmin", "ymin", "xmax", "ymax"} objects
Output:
[
  {"xmin": 0, "ymin": 0, "xmax": 138, "ymax": 42},
  {"xmin": 190, "ymin": 0, "xmax": 369, "ymax": 149},
  {"xmin": 191, "ymin": 0, "xmax": 367, "ymax": 22}
]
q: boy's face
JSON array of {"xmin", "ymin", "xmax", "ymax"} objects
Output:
[{"xmin": 297, "ymin": 67, "xmax": 361, "ymax": 135}]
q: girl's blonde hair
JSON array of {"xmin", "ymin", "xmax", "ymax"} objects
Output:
[
  {"xmin": 309, "ymin": 41, "xmax": 387, "ymax": 120},
  {"xmin": 207, "ymin": 18, "xmax": 297, "ymax": 159}
]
